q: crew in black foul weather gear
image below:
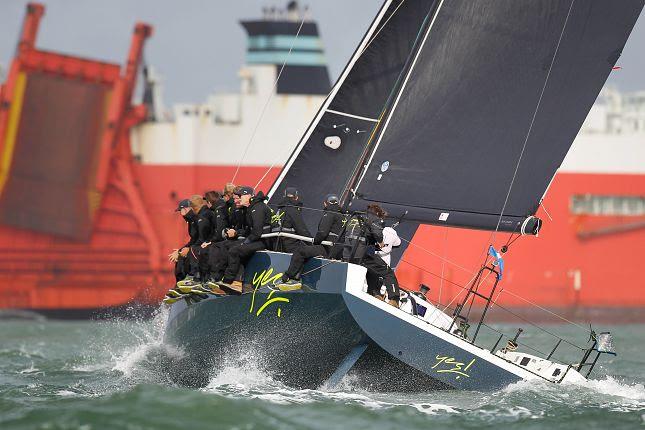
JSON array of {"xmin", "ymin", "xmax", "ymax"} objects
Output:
[
  {"xmin": 272, "ymin": 187, "xmax": 311, "ymax": 252},
  {"xmin": 190, "ymin": 191, "xmax": 231, "ymax": 293},
  {"xmin": 176, "ymin": 195, "xmax": 213, "ymax": 291},
  {"xmin": 345, "ymin": 204, "xmax": 400, "ymax": 307},
  {"xmin": 203, "ymin": 191, "xmax": 230, "ymax": 244},
  {"xmin": 169, "ymin": 199, "xmax": 193, "ymax": 282},
  {"xmin": 218, "ymin": 186, "xmax": 272, "ymax": 293},
  {"xmin": 278, "ymin": 194, "xmax": 345, "ymax": 289},
  {"xmin": 205, "ymin": 190, "xmax": 248, "ymax": 286}
]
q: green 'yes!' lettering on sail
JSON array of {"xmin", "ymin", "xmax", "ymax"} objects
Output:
[{"xmin": 431, "ymin": 355, "xmax": 476, "ymax": 379}]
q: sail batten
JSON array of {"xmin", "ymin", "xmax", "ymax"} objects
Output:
[{"xmin": 325, "ymin": 109, "xmax": 379, "ymax": 123}]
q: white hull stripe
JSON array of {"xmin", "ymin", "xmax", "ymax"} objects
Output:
[{"xmin": 326, "ymin": 109, "xmax": 379, "ymax": 123}]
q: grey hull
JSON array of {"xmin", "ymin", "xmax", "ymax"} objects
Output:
[{"xmin": 163, "ymin": 251, "xmax": 523, "ymax": 390}]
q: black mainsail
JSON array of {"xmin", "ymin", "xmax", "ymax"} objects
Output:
[
  {"xmin": 269, "ymin": 0, "xmax": 643, "ymax": 235},
  {"xmin": 351, "ymin": 0, "xmax": 644, "ymax": 232}
]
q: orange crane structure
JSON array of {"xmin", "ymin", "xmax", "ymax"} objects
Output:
[{"xmin": 0, "ymin": 3, "xmax": 161, "ymax": 317}]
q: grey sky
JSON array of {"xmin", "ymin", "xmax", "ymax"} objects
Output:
[{"xmin": 1, "ymin": 0, "xmax": 644, "ymax": 106}]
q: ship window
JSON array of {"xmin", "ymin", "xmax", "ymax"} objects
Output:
[
  {"xmin": 552, "ymin": 368, "xmax": 561, "ymax": 377},
  {"xmin": 570, "ymin": 195, "xmax": 645, "ymax": 216},
  {"xmin": 520, "ymin": 357, "xmax": 530, "ymax": 366}
]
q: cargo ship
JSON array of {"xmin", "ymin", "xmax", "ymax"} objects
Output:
[{"xmin": 0, "ymin": 2, "xmax": 643, "ymax": 320}]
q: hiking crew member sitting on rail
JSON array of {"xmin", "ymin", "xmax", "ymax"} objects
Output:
[
  {"xmin": 272, "ymin": 187, "xmax": 311, "ymax": 253},
  {"xmin": 168, "ymin": 199, "xmax": 193, "ymax": 282},
  {"xmin": 172, "ymin": 196, "xmax": 212, "ymax": 289},
  {"xmin": 189, "ymin": 191, "xmax": 230, "ymax": 288},
  {"xmin": 277, "ymin": 193, "xmax": 345, "ymax": 289},
  {"xmin": 203, "ymin": 191, "xmax": 229, "ymax": 244},
  {"xmin": 217, "ymin": 186, "xmax": 272, "ymax": 293},
  {"xmin": 204, "ymin": 188, "xmax": 247, "ymax": 290},
  {"xmin": 345, "ymin": 204, "xmax": 401, "ymax": 307},
  {"xmin": 222, "ymin": 182, "xmax": 237, "ymax": 225}
]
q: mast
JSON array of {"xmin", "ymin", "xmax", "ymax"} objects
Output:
[{"xmin": 340, "ymin": 0, "xmax": 444, "ymax": 210}]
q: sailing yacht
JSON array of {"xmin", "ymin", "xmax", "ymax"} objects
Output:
[{"xmin": 162, "ymin": 0, "xmax": 642, "ymax": 390}]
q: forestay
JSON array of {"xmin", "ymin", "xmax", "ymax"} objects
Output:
[{"xmin": 352, "ymin": 0, "xmax": 644, "ymax": 232}]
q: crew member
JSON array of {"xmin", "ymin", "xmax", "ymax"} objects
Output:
[
  {"xmin": 205, "ymin": 188, "xmax": 247, "ymax": 287},
  {"xmin": 277, "ymin": 194, "xmax": 345, "ymax": 289},
  {"xmin": 217, "ymin": 186, "xmax": 272, "ymax": 293},
  {"xmin": 375, "ymin": 225, "xmax": 401, "ymax": 267},
  {"xmin": 272, "ymin": 187, "xmax": 311, "ymax": 252},
  {"xmin": 202, "ymin": 191, "xmax": 229, "ymax": 245},
  {"xmin": 222, "ymin": 182, "xmax": 237, "ymax": 225},
  {"xmin": 345, "ymin": 204, "xmax": 401, "ymax": 307},
  {"xmin": 175, "ymin": 195, "xmax": 212, "ymax": 290},
  {"xmin": 168, "ymin": 199, "xmax": 193, "ymax": 282}
]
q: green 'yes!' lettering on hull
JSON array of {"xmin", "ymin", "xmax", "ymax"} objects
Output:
[
  {"xmin": 249, "ymin": 268, "xmax": 290, "ymax": 318},
  {"xmin": 432, "ymin": 355, "xmax": 476, "ymax": 380}
]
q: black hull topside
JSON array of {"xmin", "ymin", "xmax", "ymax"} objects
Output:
[{"xmin": 163, "ymin": 251, "xmax": 450, "ymax": 390}]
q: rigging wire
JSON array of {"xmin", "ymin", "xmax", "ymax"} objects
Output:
[
  {"xmin": 433, "ymin": 0, "xmax": 583, "ymax": 336},
  {"xmin": 489, "ymin": 0, "xmax": 576, "ymax": 243},
  {"xmin": 253, "ymin": 0, "xmax": 409, "ymax": 190},
  {"xmin": 540, "ymin": 200, "xmax": 554, "ymax": 222},
  {"xmin": 231, "ymin": 15, "xmax": 307, "ymax": 184},
  {"xmin": 438, "ymin": 226, "xmax": 448, "ymax": 305},
  {"xmin": 359, "ymin": 0, "xmax": 407, "ymax": 57}
]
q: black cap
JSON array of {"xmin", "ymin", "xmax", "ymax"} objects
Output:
[
  {"xmin": 325, "ymin": 194, "xmax": 339, "ymax": 205},
  {"xmin": 235, "ymin": 186, "xmax": 254, "ymax": 196},
  {"xmin": 175, "ymin": 199, "xmax": 191, "ymax": 211},
  {"xmin": 284, "ymin": 187, "xmax": 299, "ymax": 198}
]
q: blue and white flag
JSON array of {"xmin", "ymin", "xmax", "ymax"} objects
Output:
[{"xmin": 489, "ymin": 245, "xmax": 504, "ymax": 279}]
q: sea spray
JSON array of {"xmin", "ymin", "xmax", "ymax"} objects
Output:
[{"xmin": 2, "ymin": 320, "xmax": 643, "ymax": 430}]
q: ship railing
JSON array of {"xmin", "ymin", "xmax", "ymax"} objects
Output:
[{"xmin": 260, "ymin": 232, "xmax": 334, "ymax": 247}]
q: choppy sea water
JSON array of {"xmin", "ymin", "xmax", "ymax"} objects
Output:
[{"xmin": 0, "ymin": 309, "xmax": 644, "ymax": 430}]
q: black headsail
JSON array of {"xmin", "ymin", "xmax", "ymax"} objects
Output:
[
  {"xmin": 268, "ymin": 0, "xmax": 441, "ymax": 255},
  {"xmin": 348, "ymin": 0, "xmax": 644, "ymax": 233}
]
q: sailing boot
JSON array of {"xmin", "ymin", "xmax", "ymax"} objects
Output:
[
  {"xmin": 204, "ymin": 279, "xmax": 227, "ymax": 295},
  {"xmin": 176, "ymin": 276, "xmax": 202, "ymax": 293},
  {"xmin": 275, "ymin": 276, "xmax": 302, "ymax": 291},
  {"xmin": 189, "ymin": 290, "xmax": 209, "ymax": 300},
  {"xmin": 217, "ymin": 279, "xmax": 243, "ymax": 294},
  {"xmin": 166, "ymin": 289, "xmax": 183, "ymax": 298},
  {"xmin": 190, "ymin": 285, "xmax": 224, "ymax": 296},
  {"xmin": 163, "ymin": 294, "xmax": 188, "ymax": 305}
]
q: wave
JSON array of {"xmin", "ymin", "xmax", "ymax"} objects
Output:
[
  {"xmin": 203, "ymin": 349, "xmax": 458, "ymax": 415},
  {"xmin": 503, "ymin": 373, "xmax": 645, "ymax": 410}
]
